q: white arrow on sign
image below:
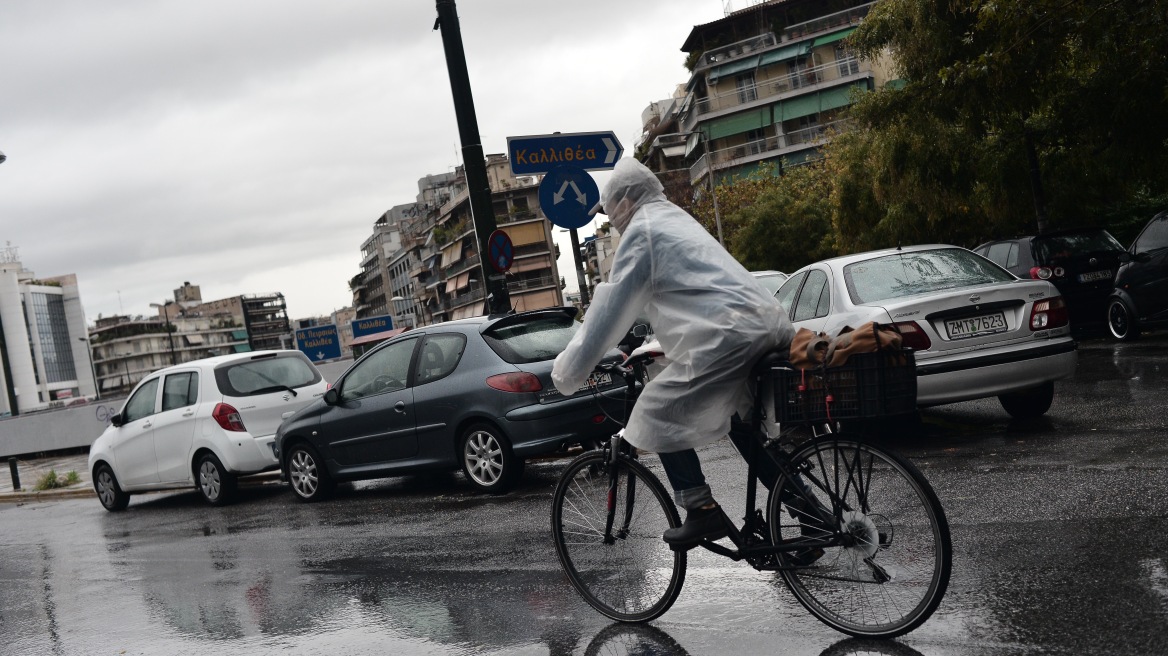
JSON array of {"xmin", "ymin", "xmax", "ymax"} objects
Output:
[
  {"xmin": 603, "ymin": 137, "xmax": 619, "ymax": 165},
  {"xmin": 553, "ymin": 180, "xmax": 588, "ymax": 206},
  {"xmin": 316, "ymin": 352, "xmax": 325, "ymax": 360}
]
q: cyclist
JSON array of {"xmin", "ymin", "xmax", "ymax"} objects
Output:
[{"xmin": 552, "ymin": 158, "xmax": 794, "ymax": 549}]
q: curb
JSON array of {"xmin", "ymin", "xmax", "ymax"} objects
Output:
[
  {"xmin": 0, "ymin": 487, "xmax": 94, "ymax": 503},
  {"xmin": 0, "ymin": 474, "xmax": 287, "ymax": 504}
]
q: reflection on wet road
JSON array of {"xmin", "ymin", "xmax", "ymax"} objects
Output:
[{"xmin": 1, "ymin": 336, "xmax": 1166, "ymax": 654}]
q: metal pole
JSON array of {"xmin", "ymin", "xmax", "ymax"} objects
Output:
[
  {"xmin": 703, "ymin": 133, "xmax": 725, "ymax": 246},
  {"xmin": 164, "ymin": 306, "xmax": 177, "ymax": 366},
  {"xmin": 8, "ymin": 458, "xmax": 20, "ymax": 491},
  {"xmin": 569, "ymin": 228, "xmax": 591, "ymax": 308},
  {"xmin": 434, "ymin": 0, "xmax": 511, "ymax": 315}
]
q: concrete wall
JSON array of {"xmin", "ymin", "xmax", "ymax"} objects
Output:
[
  {"xmin": 0, "ymin": 398, "xmax": 126, "ymax": 458},
  {"xmin": 0, "ymin": 359, "xmax": 356, "ymax": 458}
]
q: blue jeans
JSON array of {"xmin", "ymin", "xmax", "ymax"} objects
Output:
[{"xmin": 657, "ymin": 416, "xmax": 783, "ymax": 511}]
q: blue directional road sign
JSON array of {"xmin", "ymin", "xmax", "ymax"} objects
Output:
[
  {"xmin": 295, "ymin": 325, "xmax": 341, "ymax": 362},
  {"xmin": 350, "ymin": 314, "xmax": 393, "ymax": 339},
  {"xmin": 507, "ymin": 131, "xmax": 623, "ymax": 176},
  {"xmin": 539, "ymin": 165, "xmax": 600, "ymax": 230}
]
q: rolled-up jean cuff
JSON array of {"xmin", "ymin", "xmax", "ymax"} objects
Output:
[{"xmin": 675, "ymin": 484, "xmax": 714, "ymax": 511}]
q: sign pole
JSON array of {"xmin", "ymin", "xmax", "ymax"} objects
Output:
[
  {"xmin": 568, "ymin": 228, "xmax": 590, "ymax": 308},
  {"xmin": 434, "ymin": 0, "xmax": 511, "ymax": 315}
]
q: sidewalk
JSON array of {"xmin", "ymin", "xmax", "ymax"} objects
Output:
[{"xmin": 0, "ymin": 451, "xmax": 94, "ymax": 503}]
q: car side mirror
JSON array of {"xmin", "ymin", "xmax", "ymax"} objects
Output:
[
  {"xmin": 1134, "ymin": 251, "xmax": 1152, "ymax": 263},
  {"xmin": 630, "ymin": 323, "xmax": 650, "ymax": 339},
  {"xmin": 110, "ymin": 412, "xmax": 124, "ymax": 428},
  {"xmin": 324, "ymin": 388, "xmax": 340, "ymax": 405},
  {"xmin": 1118, "ymin": 252, "xmax": 1132, "ymax": 264}
]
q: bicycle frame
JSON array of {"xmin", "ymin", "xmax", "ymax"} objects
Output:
[{"xmin": 592, "ymin": 352, "xmax": 856, "ymax": 568}]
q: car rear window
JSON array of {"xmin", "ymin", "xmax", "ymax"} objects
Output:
[
  {"xmin": 1034, "ymin": 230, "xmax": 1124, "ymax": 262},
  {"xmin": 844, "ymin": 248, "xmax": 1014, "ymax": 304},
  {"xmin": 214, "ymin": 352, "xmax": 322, "ymax": 397},
  {"xmin": 482, "ymin": 313, "xmax": 579, "ymax": 364}
]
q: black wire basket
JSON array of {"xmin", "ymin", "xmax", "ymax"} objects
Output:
[{"xmin": 773, "ymin": 350, "xmax": 917, "ymax": 424}]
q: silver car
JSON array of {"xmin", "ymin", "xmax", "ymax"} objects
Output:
[{"xmin": 774, "ymin": 245, "xmax": 1077, "ymax": 418}]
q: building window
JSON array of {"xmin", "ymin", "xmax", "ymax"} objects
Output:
[
  {"xmin": 735, "ymin": 71, "xmax": 757, "ymax": 104},
  {"xmin": 29, "ymin": 292, "xmax": 78, "ymax": 383},
  {"xmin": 745, "ymin": 128, "xmax": 767, "ymax": 155},
  {"xmin": 836, "ymin": 45, "xmax": 859, "ymax": 77}
]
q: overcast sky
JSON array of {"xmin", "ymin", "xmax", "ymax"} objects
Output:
[{"xmin": 0, "ymin": 0, "xmax": 726, "ymax": 324}]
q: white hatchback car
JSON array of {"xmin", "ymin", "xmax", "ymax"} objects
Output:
[
  {"xmin": 88, "ymin": 350, "xmax": 328, "ymax": 511},
  {"xmin": 775, "ymin": 245, "xmax": 1078, "ymax": 418}
]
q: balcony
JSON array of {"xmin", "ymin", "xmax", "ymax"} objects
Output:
[
  {"xmin": 689, "ymin": 119, "xmax": 851, "ymax": 183},
  {"xmin": 681, "ymin": 57, "xmax": 871, "ymax": 133},
  {"xmin": 782, "ymin": 3, "xmax": 873, "ymax": 44},
  {"xmin": 692, "ymin": 34, "xmax": 778, "ymax": 75},
  {"xmin": 508, "ymin": 274, "xmax": 557, "ymax": 292}
]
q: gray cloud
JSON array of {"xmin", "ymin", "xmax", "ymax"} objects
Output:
[{"xmin": 0, "ymin": 0, "xmax": 717, "ymax": 322}]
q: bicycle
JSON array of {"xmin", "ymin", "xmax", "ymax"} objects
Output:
[{"xmin": 550, "ymin": 346, "xmax": 952, "ymax": 638}]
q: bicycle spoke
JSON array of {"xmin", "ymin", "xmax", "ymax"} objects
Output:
[{"xmin": 770, "ymin": 438, "xmax": 951, "ymax": 638}]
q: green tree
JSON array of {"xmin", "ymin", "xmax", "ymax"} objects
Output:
[{"xmin": 840, "ymin": 0, "xmax": 1168, "ymax": 245}]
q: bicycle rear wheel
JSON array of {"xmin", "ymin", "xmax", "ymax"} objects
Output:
[
  {"xmin": 768, "ymin": 437, "xmax": 951, "ymax": 638},
  {"xmin": 551, "ymin": 450, "xmax": 685, "ymax": 622}
]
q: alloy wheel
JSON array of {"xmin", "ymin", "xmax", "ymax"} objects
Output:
[
  {"xmin": 289, "ymin": 449, "xmax": 319, "ymax": 498},
  {"xmin": 199, "ymin": 460, "xmax": 222, "ymax": 501},
  {"xmin": 464, "ymin": 430, "xmax": 504, "ymax": 487}
]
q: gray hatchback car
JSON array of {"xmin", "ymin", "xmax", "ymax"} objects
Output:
[{"xmin": 276, "ymin": 307, "xmax": 627, "ymax": 500}]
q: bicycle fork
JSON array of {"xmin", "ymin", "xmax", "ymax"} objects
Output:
[{"xmin": 602, "ymin": 433, "xmax": 635, "ymax": 545}]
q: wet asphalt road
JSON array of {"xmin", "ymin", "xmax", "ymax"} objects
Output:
[{"xmin": 2, "ymin": 336, "xmax": 1167, "ymax": 655}]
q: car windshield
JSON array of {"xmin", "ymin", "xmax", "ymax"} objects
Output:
[
  {"xmin": 1034, "ymin": 230, "xmax": 1125, "ymax": 261},
  {"xmin": 753, "ymin": 272, "xmax": 787, "ymax": 295},
  {"xmin": 215, "ymin": 353, "xmax": 321, "ymax": 397},
  {"xmin": 483, "ymin": 313, "xmax": 579, "ymax": 364},
  {"xmin": 844, "ymin": 248, "xmax": 1015, "ymax": 304}
]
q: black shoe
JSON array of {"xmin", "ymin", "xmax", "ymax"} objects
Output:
[
  {"xmin": 663, "ymin": 505, "xmax": 728, "ymax": 549},
  {"xmin": 785, "ymin": 546, "xmax": 825, "ymax": 567}
]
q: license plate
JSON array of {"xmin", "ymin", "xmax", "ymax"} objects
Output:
[
  {"xmin": 945, "ymin": 312, "xmax": 1007, "ymax": 339},
  {"xmin": 1078, "ymin": 269, "xmax": 1111, "ymax": 283},
  {"xmin": 580, "ymin": 372, "xmax": 612, "ymax": 391}
]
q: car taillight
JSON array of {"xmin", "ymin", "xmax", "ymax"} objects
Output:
[
  {"xmin": 212, "ymin": 403, "xmax": 247, "ymax": 432},
  {"xmin": 892, "ymin": 321, "xmax": 932, "ymax": 350},
  {"xmin": 486, "ymin": 372, "xmax": 543, "ymax": 393},
  {"xmin": 1030, "ymin": 296, "xmax": 1069, "ymax": 330},
  {"xmin": 1029, "ymin": 266, "xmax": 1065, "ymax": 280}
]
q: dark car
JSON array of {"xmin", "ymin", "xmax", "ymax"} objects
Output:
[
  {"xmin": 973, "ymin": 228, "xmax": 1127, "ymax": 334},
  {"xmin": 275, "ymin": 307, "xmax": 627, "ymax": 500},
  {"xmin": 1107, "ymin": 211, "xmax": 1168, "ymax": 340}
]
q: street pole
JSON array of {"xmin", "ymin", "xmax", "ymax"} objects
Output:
[
  {"xmin": 434, "ymin": 0, "xmax": 511, "ymax": 316},
  {"xmin": 569, "ymin": 229, "xmax": 591, "ymax": 308},
  {"xmin": 152, "ymin": 303, "xmax": 178, "ymax": 366},
  {"xmin": 78, "ymin": 337, "xmax": 100, "ymax": 401},
  {"xmin": 701, "ymin": 132, "xmax": 725, "ymax": 246}
]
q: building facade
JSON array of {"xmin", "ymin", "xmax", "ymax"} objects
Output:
[
  {"xmin": 354, "ymin": 156, "xmax": 565, "ymax": 329},
  {"xmin": 0, "ymin": 248, "xmax": 97, "ymax": 414},
  {"xmin": 638, "ymin": 0, "xmax": 894, "ymax": 185}
]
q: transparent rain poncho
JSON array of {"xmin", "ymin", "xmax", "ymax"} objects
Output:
[{"xmin": 552, "ymin": 159, "xmax": 794, "ymax": 453}]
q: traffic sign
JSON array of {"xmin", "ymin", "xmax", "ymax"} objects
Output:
[
  {"xmin": 539, "ymin": 165, "xmax": 600, "ymax": 230},
  {"xmin": 488, "ymin": 229, "xmax": 514, "ymax": 273},
  {"xmin": 295, "ymin": 325, "xmax": 341, "ymax": 362},
  {"xmin": 351, "ymin": 314, "xmax": 393, "ymax": 339},
  {"xmin": 507, "ymin": 131, "xmax": 623, "ymax": 175}
]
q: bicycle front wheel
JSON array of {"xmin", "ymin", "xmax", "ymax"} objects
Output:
[
  {"xmin": 768, "ymin": 437, "xmax": 952, "ymax": 638},
  {"xmin": 551, "ymin": 450, "xmax": 685, "ymax": 622}
]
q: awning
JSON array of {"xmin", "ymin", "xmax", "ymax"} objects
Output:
[
  {"xmin": 349, "ymin": 327, "xmax": 408, "ymax": 347},
  {"xmin": 777, "ymin": 82, "xmax": 870, "ymax": 122},
  {"xmin": 452, "ymin": 271, "xmax": 471, "ymax": 292},
  {"xmin": 780, "ymin": 93, "xmax": 823, "ymax": 121},
  {"xmin": 685, "ymin": 131, "xmax": 702, "ymax": 157},
  {"xmin": 231, "ymin": 330, "xmax": 249, "ymax": 340},
  {"xmin": 812, "ymin": 27, "xmax": 857, "ymax": 48},
  {"xmin": 707, "ymin": 108, "xmax": 768, "ymax": 140},
  {"xmin": 709, "ymin": 55, "xmax": 760, "ymax": 82},
  {"xmin": 510, "ymin": 255, "xmax": 551, "ymax": 274},
  {"xmin": 758, "ymin": 42, "xmax": 810, "ymax": 67},
  {"xmin": 184, "ymin": 333, "xmax": 205, "ymax": 346},
  {"xmin": 233, "ymin": 344, "xmax": 252, "ymax": 353}
]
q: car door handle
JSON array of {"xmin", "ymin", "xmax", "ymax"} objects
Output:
[
  {"xmin": 142, "ymin": 422, "xmax": 153, "ymax": 429},
  {"xmin": 182, "ymin": 411, "xmax": 195, "ymax": 417},
  {"xmin": 394, "ymin": 401, "xmax": 406, "ymax": 414}
]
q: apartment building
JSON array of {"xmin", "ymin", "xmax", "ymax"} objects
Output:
[
  {"xmin": 357, "ymin": 156, "xmax": 564, "ymax": 329},
  {"xmin": 0, "ymin": 248, "xmax": 96, "ymax": 414},
  {"xmin": 89, "ymin": 283, "xmax": 292, "ymax": 396},
  {"xmin": 639, "ymin": 0, "xmax": 894, "ymax": 185}
]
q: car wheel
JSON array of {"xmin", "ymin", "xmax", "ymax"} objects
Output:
[
  {"xmin": 460, "ymin": 423, "xmax": 516, "ymax": 494},
  {"xmin": 287, "ymin": 443, "xmax": 334, "ymax": 502},
  {"xmin": 998, "ymin": 381, "xmax": 1055, "ymax": 419},
  {"xmin": 195, "ymin": 452, "xmax": 237, "ymax": 506},
  {"xmin": 1107, "ymin": 298, "xmax": 1140, "ymax": 341},
  {"xmin": 93, "ymin": 463, "xmax": 130, "ymax": 512}
]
